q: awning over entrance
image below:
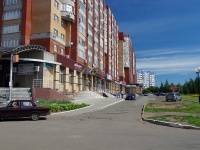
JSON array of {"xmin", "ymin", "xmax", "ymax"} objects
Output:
[
  {"xmin": 83, "ymin": 67, "xmax": 106, "ymax": 78},
  {"xmin": 56, "ymin": 54, "xmax": 86, "ymax": 72},
  {"xmin": 0, "ymin": 45, "xmax": 46, "ymax": 55}
]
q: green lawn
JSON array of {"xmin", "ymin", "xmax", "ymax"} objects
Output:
[
  {"xmin": 145, "ymin": 103, "xmax": 200, "ymax": 113},
  {"xmin": 144, "ymin": 95, "xmax": 200, "ymax": 127},
  {"xmin": 38, "ymin": 99, "xmax": 89, "ymax": 112},
  {"xmin": 181, "ymin": 94, "xmax": 199, "ymax": 102},
  {"xmin": 148, "ymin": 115, "xmax": 200, "ymax": 127}
]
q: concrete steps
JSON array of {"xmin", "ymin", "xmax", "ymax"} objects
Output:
[
  {"xmin": 75, "ymin": 91, "xmax": 105, "ymax": 99},
  {"xmin": 0, "ymin": 87, "xmax": 32, "ymax": 101}
]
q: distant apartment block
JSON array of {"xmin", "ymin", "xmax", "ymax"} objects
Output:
[{"xmin": 136, "ymin": 69, "xmax": 156, "ymax": 88}]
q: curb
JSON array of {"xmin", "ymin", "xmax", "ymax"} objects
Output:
[{"xmin": 141, "ymin": 104, "xmax": 200, "ymax": 130}]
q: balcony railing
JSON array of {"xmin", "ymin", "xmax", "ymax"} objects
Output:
[{"xmin": 61, "ymin": 11, "xmax": 75, "ymax": 22}]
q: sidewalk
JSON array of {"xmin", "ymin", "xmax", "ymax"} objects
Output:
[{"xmin": 51, "ymin": 97, "xmax": 124, "ymax": 117}]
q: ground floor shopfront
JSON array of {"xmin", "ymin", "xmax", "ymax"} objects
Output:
[{"xmin": 0, "ymin": 46, "xmax": 123, "ymax": 98}]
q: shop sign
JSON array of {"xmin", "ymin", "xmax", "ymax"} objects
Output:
[
  {"xmin": 74, "ymin": 63, "xmax": 82, "ymax": 71},
  {"xmin": 18, "ymin": 63, "xmax": 34, "ymax": 75},
  {"xmin": 106, "ymin": 74, "xmax": 112, "ymax": 81}
]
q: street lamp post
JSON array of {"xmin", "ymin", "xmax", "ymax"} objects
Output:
[{"xmin": 195, "ymin": 67, "xmax": 200, "ymax": 103}]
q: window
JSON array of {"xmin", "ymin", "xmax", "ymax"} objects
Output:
[
  {"xmin": 54, "ymin": 28, "xmax": 58, "ymax": 37},
  {"xmin": 78, "ymin": 37, "xmax": 86, "ymax": 46},
  {"xmin": 53, "ymin": 43, "xmax": 58, "ymax": 51},
  {"xmin": 61, "ymin": 20, "xmax": 65, "ymax": 28},
  {"xmin": 2, "ymin": 39, "xmax": 20, "ymax": 47},
  {"xmin": 54, "ymin": 0, "xmax": 59, "ymax": 9},
  {"xmin": 88, "ymin": 56, "xmax": 92, "ymax": 63},
  {"xmin": 79, "ymin": 1, "xmax": 86, "ymax": 13},
  {"xmin": 88, "ymin": 23, "xmax": 92, "ymax": 32},
  {"xmin": 54, "ymin": 14, "xmax": 59, "ymax": 23},
  {"xmin": 79, "ymin": 13, "xmax": 86, "ymax": 25},
  {"xmin": 88, "ymin": 14, "xmax": 92, "ymax": 22},
  {"xmin": 69, "ymin": 70, "xmax": 73, "ymax": 84},
  {"xmin": 78, "ymin": 49, "xmax": 85, "ymax": 59},
  {"xmin": 88, "ymin": 45, "xmax": 92, "ymax": 52},
  {"xmin": 78, "ymin": 25, "xmax": 86, "ymax": 36},
  {"xmin": 61, "ymin": 4, "xmax": 74, "ymax": 13},
  {"xmin": 22, "ymin": 101, "xmax": 33, "ymax": 107},
  {"xmin": 2, "ymin": 24, "xmax": 20, "ymax": 34},
  {"xmin": 4, "ymin": 0, "xmax": 22, "ymax": 5},
  {"xmin": 59, "ymin": 68, "xmax": 64, "ymax": 83},
  {"xmin": 61, "ymin": 33, "xmax": 64, "ymax": 41},
  {"xmin": 60, "ymin": 47, "xmax": 64, "ymax": 55},
  {"xmin": 3, "ymin": 9, "xmax": 22, "ymax": 20},
  {"xmin": 88, "ymin": 34, "xmax": 92, "ymax": 42}
]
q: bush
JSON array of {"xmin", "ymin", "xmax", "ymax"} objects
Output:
[{"xmin": 37, "ymin": 99, "xmax": 89, "ymax": 112}]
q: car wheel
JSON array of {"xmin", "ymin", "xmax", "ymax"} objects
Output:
[
  {"xmin": 31, "ymin": 113, "xmax": 40, "ymax": 121},
  {"xmin": 166, "ymin": 99, "xmax": 168, "ymax": 101}
]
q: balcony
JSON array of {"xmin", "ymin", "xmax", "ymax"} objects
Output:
[{"xmin": 61, "ymin": 11, "xmax": 75, "ymax": 22}]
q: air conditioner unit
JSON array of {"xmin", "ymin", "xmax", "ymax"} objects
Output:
[
  {"xmin": 13, "ymin": 67, "xmax": 17, "ymax": 73},
  {"xmin": 84, "ymin": 60, "xmax": 87, "ymax": 64},
  {"xmin": 33, "ymin": 66, "xmax": 40, "ymax": 72}
]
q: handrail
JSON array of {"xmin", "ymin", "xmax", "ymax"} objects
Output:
[{"xmin": 32, "ymin": 79, "xmax": 63, "ymax": 92}]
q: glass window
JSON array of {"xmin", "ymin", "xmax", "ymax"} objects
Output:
[
  {"xmin": 54, "ymin": 14, "xmax": 59, "ymax": 23},
  {"xmin": 53, "ymin": 43, "xmax": 58, "ymax": 51},
  {"xmin": 4, "ymin": 0, "xmax": 22, "ymax": 5},
  {"xmin": 59, "ymin": 68, "xmax": 64, "ymax": 83},
  {"xmin": 69, "ymin": 70, "xmax": 73, "ymax": 84},
  {"xmin": 78, "ymin": 37, "xmax": 86, "ymax": 46},
  {"xmin": 2, "ymin": 24, "xmax": 20, "ymax": 34},
  {"xmin": 2, "ymin": 39, "xmax": 20, "ymax": 47},
  {"xmin": 61, "ymin": 33, "xmax": 64, "ymax": 41},
  {"xmin": 54, "ymin": 0, "xmax": 59, "ymax": 9},
  {"xmin": 60, "ymin": 47, "xmax": 64, "ymax": 55},
  {"xmin": 3, "ymin": 9, "xmax": 22, "ymax": 20},
  {"xmin": 78, "ymin": 49, "xmax": 85, "ymax": 59},
  {"xmin": 54, "ymin": 28, "xmax": 58, "ymax": 37},
  {"xmin": 79, "ymin": 1, "xmax": 86, "ymax": 13},
  {"xmin": 22, "ymin": 101, "xmax": 33, "ymax": 107}
]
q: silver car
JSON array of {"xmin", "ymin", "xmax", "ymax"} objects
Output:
[{"xmin": 166, "ymin": 92, "xmax": 182, "ymax": 101}]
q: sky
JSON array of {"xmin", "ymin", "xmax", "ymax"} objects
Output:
[{"xmin": 105, "ymin": 0, "xmax": 200, "ymax": 86}]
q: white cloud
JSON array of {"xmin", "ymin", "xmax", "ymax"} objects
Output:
[{"xmin": 136, "ymin": 47, "xmax": 200, "ymax": 75}]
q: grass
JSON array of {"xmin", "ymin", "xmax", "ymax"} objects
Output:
[
  {"xmin": 181, "ymin": 94, "xmax": 198, "ymax": 102},
  {"xmin": 144, "ymin": 103, "xmax": 200, "ymax": 113},
  {"xmin": 37, "ymin": 99, "xmax": 89, "ymax": 112},
  {"xmin": 144, "ymin": 94, "xmax": 200, "ymax": 127},
  {"xmin": 148, "ymin": 115, "xmax": 200, "ymax": 127}
]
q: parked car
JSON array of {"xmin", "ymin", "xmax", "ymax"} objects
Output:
[
  {"xmin": 159, "ymin": 92, "xmax": 166, "ymax": 96},
  {"xmin": 125, "ymin": 93, "xmax": 136, "ymax": 100},
  {"xmin": 143, "ymin": 92, "xmax": 149, "ymax": 96},
  {"xmin": 166, "ymin": 92, "xmax": 182, "ymax": 101},
  {"xmin": 0, "ymin": 100, "xmax": 50, "ymax": 121}
]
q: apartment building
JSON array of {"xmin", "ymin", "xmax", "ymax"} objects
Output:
[
  {"xmin": 0, "ymin": 0, "xmax": 128, "ymax": 98},
  {"xmin": 118, "ymin": 32, "xmax": 136, "ymax": 93},
  {"xmin": 136, "ymin": 69, "xmax": 156, "ymax": 88}
]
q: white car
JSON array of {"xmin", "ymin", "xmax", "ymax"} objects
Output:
[{"xmin": 166, "ymin": 92, "xmax": 182, "ymax": 101}]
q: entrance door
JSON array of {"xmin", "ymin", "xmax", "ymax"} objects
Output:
[{"xmin": 4, "ymin": 73, "xmax": 10, "ymax": 87}]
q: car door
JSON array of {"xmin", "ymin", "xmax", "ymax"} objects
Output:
[
  {"xmin": 2, "ymin": 102, "xmax": 21, "ymax": 118},
  {"xmin": 20, "ymin": 101, "xmax": 34, "ymax": 117}
]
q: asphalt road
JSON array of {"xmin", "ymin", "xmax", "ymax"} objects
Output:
[{"xmin": 0, "ymin": 95, "xmax": 200, "ymax": 150}]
